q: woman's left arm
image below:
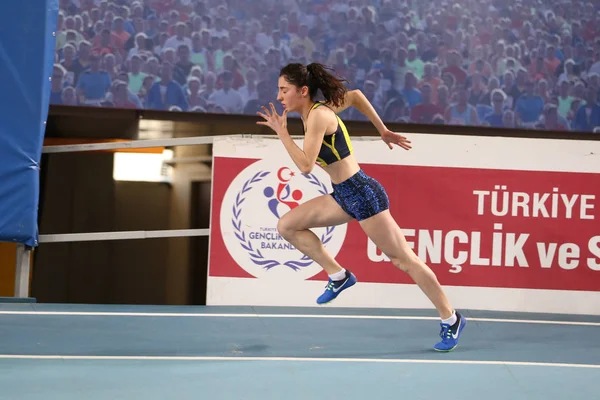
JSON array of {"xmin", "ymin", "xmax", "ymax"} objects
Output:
[{"xmin": 257, "ymin": 103, "xmax": 326, "ymax": 174}]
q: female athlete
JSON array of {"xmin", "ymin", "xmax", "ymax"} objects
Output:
[{"xmin": 256, "ymin": 62, "xmax": 466, "ymax": 351}]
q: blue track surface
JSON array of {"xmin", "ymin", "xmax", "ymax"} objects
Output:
[{"xmin": 1, "ymin": 304, "xmax": 598, "ymax": 400}]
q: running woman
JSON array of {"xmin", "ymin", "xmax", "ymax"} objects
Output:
[{"xmin": 256, "ymin": 62, "xmax": 466, "ymax": 351}]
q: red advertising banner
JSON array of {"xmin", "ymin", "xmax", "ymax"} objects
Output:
[{"xmin": 207, "ymin": 135, "xmax": 600, "ymax": 312}]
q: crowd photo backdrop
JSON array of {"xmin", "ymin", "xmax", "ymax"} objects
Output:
[{"xmin": 51, "ymin": 0, "xmax": 600, "ymax": 133}]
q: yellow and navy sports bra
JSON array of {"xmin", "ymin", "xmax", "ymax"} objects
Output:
[{"xmin": 304, "ymin": 102, "xmax": 354, "ymax": 167}]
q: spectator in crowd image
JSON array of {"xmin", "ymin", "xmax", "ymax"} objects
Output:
[
  {"xmin": 238, "ymin": 67, "xmax": 258, "ymax": 105},
  {"xmin": 383, "ymin": 96, "xmax": 410, "ymax": 123},
  {"xmin": 186, "ymin": 76, "xmax": 205, "ymax": 109},
  {"xmin": 59, "ymin": 44, "xmax": 78, "ymax": 86},
  {"xmin": 207, "ymin": 70, "xmax": 244, "ymax": 113},
  {"xmin": 574, "ymin": 86, "xmax": 600, "ymax": 131},
  {"xmin": 61, "ymin": 86, "xmax": 78, "ymax": 106},
  {"xmin": 76, "ymin": 54, "xmax": 111, "ymax": 104},
  {"xmin": 70, "ymin": 41, "xmax": 92, "ymax": 81},
  {"xmin": 196, "ymin": 70, "xmax": 214, "ymax": 101},
  {"xmin": 418, "ymin": 62, "xmax": 442, "ymax": 103},
  {"xmin": 173, "ymin": 44, "xmax": 194, "ymax": 86},
  {"xmin": 108, "ymin": 80, "xmax": 138, "ymax": 109},
  {"xmin": 411, "ymin": 83, "xmax": 443, "ymax": 124},
  {"xmin": 216, "ymin": 54, "xmax": 245, "ymax": 90},
  {"xmin": 536, "ymin": 103, "xmax": 569, "ymax": 131},
  {"xmin": 103, "ymin": 53, "xmax": 119, "ymax": 80},
  {"xmin": 50, "ymin": 64, "xmax": 68, "ymax": 104},
  {"xmin": 107, "ymin": 71, "xmax": 143, "ymax": 108},
  {"xmin": 436, "ymin": 84, "xmax": 450, "ymax": 116},
  {"xmin": 515, "ymin": 80, "xmax": 545, "ymax": 126},
  {"xmin": 127, "ymin": 54, "xmax": 147, "ymax": 94},
  {"xmin": 400, "ymin": 72, "xmax": 422, "ymax": 109},
  {"xmin": 445, "ymin": 85, "xmax": 478, "ymax": 126},
  {"xmin": 146, "ymin": 61, "xmax": 188, "ymax": 111},
  {"xmin": 484, "ymin": 89, "xmax": 509, "ymax": 128},
  {"xmin": 50, "ymin": 0, "xmax": 600, "ymax": 133},
  {"xmin": 557, "ymin": 79, "xmax": 575, "ymax": 118},
  {"xmin": 164, "ymin": 22, "xmax": 192, "ymax": 52},
  {"xmin": 536, "ymin": 79, "xmax": 551, "ymax": 104},
  {"xmin": 92, "ymin": 28, "xmax": 118, "ymax": 57}
]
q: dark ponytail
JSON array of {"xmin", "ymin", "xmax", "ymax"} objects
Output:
[{"xmin": 279, "ymin": 62, "xmax": 347, "ymax": 108}]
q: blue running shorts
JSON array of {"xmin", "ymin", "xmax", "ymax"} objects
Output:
[{"xmin": 330, "ymin": 169, "xmax": 390, "ymax": 221}]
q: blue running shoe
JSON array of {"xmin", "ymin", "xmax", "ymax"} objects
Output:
[
  {"xmin": 316, "ymin": 270, "xmax": 357, "ymax": 304},
  {"xmin": 434, "ymin": 312, "xmax": 467, "ymax": 352}
]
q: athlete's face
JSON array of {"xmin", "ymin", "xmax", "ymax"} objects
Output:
[{"xmin": 277, "ymin": 75, "xmax": 308, "ymax": 112}]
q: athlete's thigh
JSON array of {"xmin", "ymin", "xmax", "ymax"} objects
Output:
[
  {"xmin": 280, "ymin": 194, "xmax": 354, "ymax": 230},
  {"xmin": 358, "ymin": 210, "xmax": 414, "ymax": 260}
]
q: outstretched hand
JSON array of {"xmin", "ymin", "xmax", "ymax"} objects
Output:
[
  {"xmin": 257, "ymin": 102, "xmax": 288, "ymax": 135},
  {"xmin": 380, "ymin": 128, "xmax": 412, "ymax": 150}
]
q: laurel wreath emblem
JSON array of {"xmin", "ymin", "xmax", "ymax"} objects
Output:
[{"xmin": 231, "ymin": 170, "xmax": 335, "ymax": 271}]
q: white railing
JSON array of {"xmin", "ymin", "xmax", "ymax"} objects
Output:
[
  {"xmin": 41, "ymin": 135, "xmax": 220, "ymax": 153},
  {"xmin": 14, "ymin": 134, "xmax": 241, "ymax": 299}
]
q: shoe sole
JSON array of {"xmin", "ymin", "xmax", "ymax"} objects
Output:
[{"xmin": 433, "ymin": 345, "xmax": 458, "ymax": 352}]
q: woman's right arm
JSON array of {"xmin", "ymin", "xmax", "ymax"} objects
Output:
[
  {"xmin": 329, "ymin": 89, "xmax": 412, "ymax": 150},
  {"xmin": 347, "ymin": 89, "xmax": 387, "ymax": 134}
]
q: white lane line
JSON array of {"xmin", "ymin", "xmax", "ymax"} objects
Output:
[
  {"xmin": 0, "ymin": 311, "xmax": 599, "ymax": 326},
  {"xmin": 0, "ymin": 355, "xmax": 598, "ymax": 369}
]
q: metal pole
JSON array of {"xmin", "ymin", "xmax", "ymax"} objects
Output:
[{"xmin": 14, "ymin": 244, "xmax": 31, "ymax": 298}]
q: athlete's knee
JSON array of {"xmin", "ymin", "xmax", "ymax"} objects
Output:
[{"xmin": 276, "ymin": 214, "xmax": 297, "ymax": 241}]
